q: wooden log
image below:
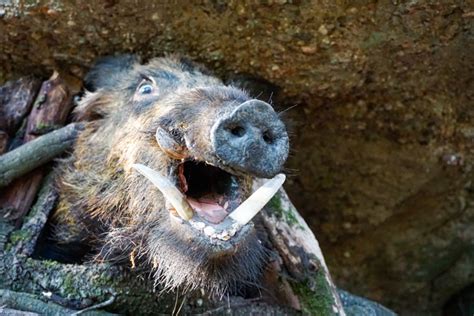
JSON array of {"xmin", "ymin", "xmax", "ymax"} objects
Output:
[
  {"xmin": 259, "ymin": 187, "xmax": 346, "ymax": 315},
  {"xmin": 24, "ymin": 72, "xmax": 73, "ymax": 141},
  {"xmin": 6, "ymin": 119, "xmax": 27, "ymax": 152},
  {"xmin": 0, "ymin": 72, "xmax": 73, "ymax": 226},
  {"xmin": 0, "ymin": 249, "xmax": 301, "ymax": 315},
  {"xmin": 10, "ymin": 172, "xmax": 57, "ymax": 256},
  {"xmin": 0, "ymin": 220, "xmax": 14, "ymax": 251},
  {"xmin": 0, "ymin": 290, "xmax": 115, "ymax": 316},
  {"xmin": 0, "ymin": 76, "xmax": 42, "ymax": 154},
  {"xmin": 0, "ymin": 170, "xmax": 44, "ymax": 223},
  {"xmin": 0, "ymin": 306, "xmax": 39, "ymax": 316},
  {"xmin": 0, "ymin": 123, "xmax": 82, "ymax": 188}
]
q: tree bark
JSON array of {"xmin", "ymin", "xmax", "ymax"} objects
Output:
[
  {"xmin": 0, "ymin": 77, "xmax": 41, "ymax": 154},
  {"xmin": 259, "ymin": 185, "xmax": 345, "ymax": 315}
]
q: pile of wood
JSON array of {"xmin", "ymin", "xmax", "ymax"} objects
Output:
[
  {"xmin": 0, "ymin": 73, "xmax": 79, "ymax": 225},
  {"xmin": 0, "ymin": 74, "xmax": 346, "ymax": 315}
]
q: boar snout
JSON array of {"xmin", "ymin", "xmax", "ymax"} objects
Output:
[{"xmin": 211, "ymin": 100, "xmax": 289, "ymax": 178}]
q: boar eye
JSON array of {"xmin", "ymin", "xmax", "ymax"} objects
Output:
[{"xmin": 138, "ymin": 83, "xmax": 154, "ymax": 95}]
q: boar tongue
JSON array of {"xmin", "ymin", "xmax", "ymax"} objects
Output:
[{"xmin": 187, "ymin": 195, "xmax": 228, "ymax": 224}]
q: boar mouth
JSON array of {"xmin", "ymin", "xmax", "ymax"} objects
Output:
[
  {"xmin": 131, "ymin": 162, "xmax": 285, "ymax": 241},
  {"xmin": 178, "ymin": 161, "xmax": 241, "ymax": 224}
]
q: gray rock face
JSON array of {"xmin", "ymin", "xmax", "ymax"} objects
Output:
[
  {"xmin": 1, "ymin": 1, "xmax": 473, "ymax": 315},
  {"xmin": 339, "ymin": 290, "xmax": 397, "ymax": 316}
]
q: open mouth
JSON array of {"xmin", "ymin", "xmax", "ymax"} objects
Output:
[
  {"xmin": 177, "ymin": 161, "xmax": 243, "ymax": 224},
  {"xmin": 131, "ymin": 162, "xmax": 285, "ymax": 241}
]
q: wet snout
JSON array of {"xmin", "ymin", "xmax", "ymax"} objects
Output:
[{"xmin": 211, "ymin": 100, "xmax": 289, "ymax": 178}]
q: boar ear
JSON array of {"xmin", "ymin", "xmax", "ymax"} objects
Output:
[
  {"xmin": 73, "ymin": 90, "xmax": 115, "ymax": 121},
  {"xmin": 155, "ymin": 127, "xmax": 189, "ymax": 160},
  {"xmin": 84, "ymin": 54, "xmax": 140, "ymax": 91}
]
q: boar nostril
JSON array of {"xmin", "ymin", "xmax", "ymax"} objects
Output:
[
  {"xmin": 229, "ymin": 126, "xmax": 246, "ymax": 138},
  {"xmin": 211, "ymin": 99, "xmax": 289, "ymax": 178},
  {"xmin": 262, "ymin": 130, "xmax": 274, "ymax": 144}
]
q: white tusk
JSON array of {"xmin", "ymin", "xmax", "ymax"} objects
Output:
[
  {"xmin": 228, "ymin": 173, "xmax": 286, "ymax": 226},
  {"xmin": 131, "ymin": 163, "xmax": 194, "ymax": 220}
]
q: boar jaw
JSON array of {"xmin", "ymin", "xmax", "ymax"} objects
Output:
[{"xmin": 132, "ymin": 161, "xmax": 285, "ymax": 241}]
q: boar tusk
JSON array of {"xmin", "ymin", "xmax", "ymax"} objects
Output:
[
  {"xmin": 228, "ymin": 174, "xmax": 286, "ymax": 226},
  {"xmin": 131, "ymin": 163, "xmax": 194, "ymax": 220}
]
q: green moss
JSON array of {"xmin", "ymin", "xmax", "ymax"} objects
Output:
[
  {"xmin": 62, "ymin": 274, "xmax": 80, "ymax": 298},
  {"xmin": 267, "ymin": 195, "xmax": 303, "ymax": 228},
  {"xmin": 42, "ymin": 260, "xmax": 60, "ymax": 269},
  {"xmin": 292, "ymin": 273, "xmax": 337, "ymax": 315},
  {"xmin": 9, "ymin": 229, "xmax": 31, "ymax": 244},
  {"xmin": 34, "ymin": 93, "xmax": 47, "ymax": 108},
  {"xmin": 285, "ymin": 208, "xmax": 300, "ymax": 227},
  {"xmin": 268, "ymin": 196, "xmax": 284, "ymax": 217},
  {"xmin": 4, "ymin": 242, "xmax": 12, "ymax": 252},
  {"xmin": 91, "ymin": 271, "xmax": 114, "ymax": 290},
  {"xmin": 35, "ymin": 122, "xmax": 51, "ymax": 129},
  {"xmin": 29, "ymin": 123, "xmax": 62, "ymax": 135},
  {"xmin": 6, "ymin": 229, "xmax": 32, "ymax": 253}
]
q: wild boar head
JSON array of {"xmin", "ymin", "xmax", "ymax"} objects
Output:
[{"xmin": 56, "ymin": 55, "xmax": 289, "ymax": 296}]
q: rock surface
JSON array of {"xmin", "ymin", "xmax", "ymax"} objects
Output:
[{"xmin": 1, "ymin": 1, "xmax": 473, "ymax": 314}]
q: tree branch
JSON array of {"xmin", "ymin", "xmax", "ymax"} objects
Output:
[{"xmin": 0, "ymin": 123, "xmax": 83, "ymax": 188}]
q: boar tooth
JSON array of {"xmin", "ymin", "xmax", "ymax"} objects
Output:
[
  {"xmin": 228, "ymin": 174, "xmax": 286, "ymax": 226},
  {"xmin": 203, "ymin": 226, "xmax": 216, "ymax": 237},
  {"xmin": 131, "ymin": 163, "xmax": 194, "ymax": 220},
  {"xmin": 190, "ymin": 220, "xmax": 206, "ymax": 230}
]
